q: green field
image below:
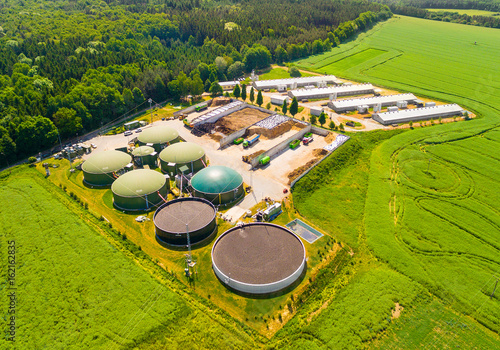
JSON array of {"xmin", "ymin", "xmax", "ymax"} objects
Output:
[
  {"xmin": 0, "ymin": 167, "xmax": 255, "ymax": 349},
  {"xmin": 293, "ymin": 15, "xmax": 500, "ymax": 347},
  {"xmin": 427, "ymin": 8, "xmax": 500, "ymax": 17},
  {"xmin": 258, "ymin": 67, "xmax": 314, "ymax": 80}
]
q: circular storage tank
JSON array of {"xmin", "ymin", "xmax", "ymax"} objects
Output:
[
  {"xmin": 159, "ymin": 142, "xmax": 206, "ymax": 176},
  {"xmin": 137, "ymin": 125, "xmax": 179, "ymax": 152},
  {"xmin": 211, "ymin": 223, "xmax": 306, "ymax": 295},
  {"xmin": 190, "ymin": 166, "xmax": 244, "ymax": 206},
  {"xmin": 154, "ymin": 197, "xmax": 217, "ymax": 246},
  {"xmin": 82, "ymin": 150, "xmax": 132, "ymax": 186},
  {"xmin": 132, "ymin": 146, "xmax": 157, "ymax": 168},
  {"xmin": 111, "ymin": 169, "xmax": 169, "ymax": 211}
]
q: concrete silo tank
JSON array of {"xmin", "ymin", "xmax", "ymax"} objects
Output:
[
  {"xmin": 159, "ymin": 142, "xmax": 206, "ymax": 176},
  {"xmin": 137, "ymin": 125, "xmax": 180, "ymax": 152},
  {"xmin": 132, "ymin": 146, "xmax": 157, "ymax": 168},
  {"xmin": 82, "ymin": 150, "xmax": 132, "ymax": 186},
  {"xmin": 189, "ymin": 166, "xmax": 244, "ymax": 206}
]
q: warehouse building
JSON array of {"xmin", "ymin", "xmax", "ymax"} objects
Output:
[
  {"xmin": 372, "ymin": 104, "xmax": 464, "ymax": 125},
  {"xmin": 154, "ymin": 197, "xmax": 217, "ymax": 246},
  {"xmin": 111, "ymin": 169, "xmax": 169, "ymax": 211},
  {"xmin": 159, "ymin": 142, "xmax": 206, "ymax": 176},
  {"xmin": 309, "ymin": 106, "xmax": 324, "ymax": 116},
  {"xmin": 288, "ymin": 84, "xmax": 374, "ymax": 101},
  {"xmin": 132, "ymin": 146, "xmax": 157, "ymax": 168},
  {"xmin": 190, "ymin": 165, "xmax": 244, "ymax": 206},
  {"xmin": 270, "ymin": 95, "xmax": 289, "ymax": 105},
  {"xmin": 219, "ymin": 81, "xmax": 239, "ymax": 90},
  {"xmin": 328, "ymin": 93, "xmax": 418, "ymax": 113},
  {"xmin": 82, "ymin": 150, "xmax": 132, "ymax": 186},
  {"xmin": 137, "ymin": 125, "xmax": 180, "ymax": 152},
  {"xmin": 211, "ymin": 223, "xmax": 306, "ymax": 295},
  {"xmin": 253, "ymin": 75, "xmax": 341, "ymax": 91}
]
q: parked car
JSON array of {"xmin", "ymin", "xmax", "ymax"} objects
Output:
[
  {"xmin": 124, "ymin": 131, "xmax": 133, "ymax": 136},
  {"xmin": 135, "ymin": 128, "xmax": 142, "ymax": 133}
]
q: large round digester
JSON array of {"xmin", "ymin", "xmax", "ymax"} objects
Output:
[
  {"xmin": 211, "ymin": 223, "xmax": 306, "ymax": 295},
  {"xmin": 132, "ymin": 146, "xmax": 157, "ymax": 168},
  {"xmin": 111, "ymin": 169, "xmax": 169, "ymax": 211},
  {"xmin": 190, "ymin": 166, "xmax": 244, "ymax": 206},
  {"xmin": 159, "ymin": 142, "xmax": 206, "ymax": 176},
  {"xmin": 154, "ymin": 197, "xmax": 217, "ymax": 246},
  {"xmin": 82, "ymin": 150, "xmax": 132, "ymax": 186},
  {"xmin": 137, "ymin": 125, "xmax": 179, "ymax": 152}
]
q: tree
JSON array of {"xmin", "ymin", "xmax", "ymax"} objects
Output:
[
  {"xmin": 123, "ymin": 88, "xmax": 134, "ymax": 110},
  {"xmin": 209, "ymin": 81, "xmax": 223, "ymax": 97},
  {"xmin": 339, "ymin": 123, "xmax": 344, "ymax": 131},
  {"xmin": 310, "ymin": 115, "xmax": 317, "ymax": 125},
  {"xmin": 318, "ymin": 112, "xmax": 326, "ymax": 126},
  {"xmin": 256, "ymin": 90, "xmax": 263, "ymax": 107},
  {"xmin": 289, "ymin": 97, "xmax": 298, "ymax": 117},
  {"xmin": 266, "ymin": 102, "xmax": 271, "ymax": 109},
  {"xmin": 167, "ymin": 80, "xmax": 181, "ymax": 100},
  {"xmin": 233, "ymin": 84, "xmax": 241, "ymax": 98},
  {"xmin": 132, "ymin": 87, "xmax": 144, "ymax": 105},
  {"xmin": 53, "ymin": 108, "xmax": 82, "ymax": 138},
  {"xmin": 282, "ymin": 100, "xmax": 288, "ymax": 115},
  {"xmin": 243, "ymin": 46, "xmax": 272, "ymax": 72},
  {"xmin": 409, "ymin": 121, "xmax": 413, "ymax": 129},
  {"xmin": 274, "ymin": 46, "xmax": 288, "ymax": 64},
  {"xmin": 329, "ymin": 120, "xmax": 336, "ymax": 130},
  {"xmin": 249, "ymin": 87, "xmax": 255, "ymax": 103},
  {"xmin": 190, "ymin": 75, "xmax": 204, "ymax": 98},
  {"xmin": 289, "ymin": 67, "xmax": 301, "ymax": 77},
  {"xmin": 227, "ymin": 62, "xmax": 244, "ymax": 80},
  {"xmin": 241, "ymin": 84, "xmax": 247, "ymax": 101},
  {"xmin": 215, "ymin": 56, "xmax": 228, "ymax": 75}
]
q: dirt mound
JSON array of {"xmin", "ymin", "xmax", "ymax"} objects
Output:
[
  {"xmin": 214, "ymin": 107, "xmax": 271, "ymax": 135},
  {"xmin": 325, "ymin": 132, "xmax": 337, "ymax": 143},
  {"xmin": 242, "ymin": 149, "xmax": 265, "ymax": 163},
  {"xmin": 313, "ymin": 148, "xmax": 328, "ymax": 157},
  {"xmin": 209, "ymin": 133, "xmax": 223, "ymax": 142},
  {"xmin": 210, "ymin": 97, "xmax": 231, "ymax": 107}
]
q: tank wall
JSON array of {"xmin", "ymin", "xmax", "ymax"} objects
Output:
[
  {"xmin": 113, "ymin": 181, "xmax": 169, "ymax": 211},
  {"xmin": 212, "ymin": 257, "xmax": 306, "ymax": 294},
  {"xmin": 193, "ymin": 184, "xmax": 244, "ymax": 205},
  {"xmin": 156, "ymin": 217, "xmax": 216, "ymax": 246},
  {"xmin": 139, "ymin": 137, "xmax": 180, "ymax": 153},
  {"xmin": 83, "ymin": 171, "xmax": 116, "ymax": 186},
  {"xmin": 160, "ymin": 155, "xmax": 206, "ymax": 176}
]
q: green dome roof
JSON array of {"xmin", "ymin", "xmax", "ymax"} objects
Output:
[
  {"xmin": 159, "ymin": 142, "xmax": 205, "ymax": 163},
  {"xmin": 137, "ymin": 125, "xmax": 178, "ymax": 145},
  {"xmin": 190, "ymin": 166, "xmax": 242, "ymax": 194},
  {"xmin": 112, "ymin": 169, "xmax": 166, "ymax": 197},
  {"xmin": 82, "ymin": 150, "xmax": 131, "ymax": 174},
  {"xmin": 132, "ymin": 146, "xmax": 155, "ymax": 157}
]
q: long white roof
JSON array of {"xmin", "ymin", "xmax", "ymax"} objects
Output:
[
  {"xmin": 290, "ymin": 84, "xmax": 374, "ymax": 98},
  {"xmin": 330, "ymin": 93, "xmax": 417, "ymax": 109},
  {"xmin": 254, "ymin": 75, "xmax": 339, "ymax": 88},
  {"xmin": 374, "ymin": 104, "xmax": 464, "ymax": 123}
]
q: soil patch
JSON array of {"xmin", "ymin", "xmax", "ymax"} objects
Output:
[
  {"xmin": 214, "ymin": 107, "xmax": 271, "ymax": 135},
  {"xmin": 246, "ymin": 120, "xmax": 306, "ymax": 139},
  {"xmin": 210, "ymin": 97, "xmax": 231, "ymax": 107},
  {"xmin": 287, "ymin": 148, "xmax": 329, "ymax": 184}
]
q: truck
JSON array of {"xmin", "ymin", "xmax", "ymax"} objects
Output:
[
  {"xmin": 195, "ymin": 104, "xmax": 207, "ymax": 112},
  {"xmin": 243, "ymin": 134, "xmax": 260, "ymax": 148},
  {"xmin": 302, "ymin": 132, "xmax": 313, "ymax": 145},
  {"xmin": 259, "ymin": 156, "xmax": 270, "ymax": 166}
]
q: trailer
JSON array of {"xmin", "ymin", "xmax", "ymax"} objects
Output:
[
  {"xmin": 259, "ymin": 156, "xmax": 270, "ymax": 166},
  {"xmin": 195, "ymin": 104, "xmax": 208, "ymax": 112},
  {"xmin": 289, "ymin": 139, "xmax": 301, "ymax": 149},
  {"xmin": 233, "ymin": 137, "xmax": 244, "ymax": 145},
  {"xmin": 263, "ymin": 203, "xmax": 282, "ymax": 221},
  {"xmin": 243, "ymin": 134, "xmax": 260, "ymax": 148}
]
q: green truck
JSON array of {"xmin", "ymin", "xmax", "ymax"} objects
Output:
[{"xmin": 289, "ymin": 139, "xmax": 301, "ymax": 149}]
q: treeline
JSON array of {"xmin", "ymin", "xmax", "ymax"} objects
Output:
[
  {"xmin": 376, "ymin": 0, "xmax": 500, "ymax": 27},
  {"xmin": 0, "ymin": 0, "xmax": 392, "ymax": 166}
]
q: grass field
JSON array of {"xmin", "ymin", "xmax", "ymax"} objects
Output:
[
  {"xmin": 0, "ymin": 167, "xmax": 256, "ymax": 349},
  {"xmin": 293, "ymin": 15, "xmax": 500, "ymax": 347},
  {"xmin": 426, "ymin": 8, "xmax": 500, "ymax": 17},
  {"xmin": 258, "ymin": 67, "xmax": 314, "ymax": 80}
]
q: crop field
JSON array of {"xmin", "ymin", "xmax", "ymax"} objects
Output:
[
  {"xmin": 0, "ymin": 167, "xmax": 254, "ymax": 349},
  {"xmin": 426, "ymin": 8, "xmax": 500, "ymax": 17},
  {"xmin": 293, "ymin": 14, "xmax": 500, "ymax": 347}
]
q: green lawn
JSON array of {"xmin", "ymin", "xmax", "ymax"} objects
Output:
[
  {"xmin": 0, "ymin": 167, "xmax": 255, "ymax": 349},
  {"xmin": 258, "ymin": 67, "xmax": 314, "ymax": 80}
]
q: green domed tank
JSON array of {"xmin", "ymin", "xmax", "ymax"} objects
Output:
[
  {"xmin": 111, "ymin": 169, "xmax": 169, "ymax": 211},
  {"xmin": 137, "ymin": 125, "xmax": 179, "ymax": 152},
  {"xmin": 132, "ymin": 146, "xmax": 157, "ymax": 168},
  {"xmin": 159, "ymin": 142, "xmax": 206, "ymax": 176},
  {"xmin": 82, "ymin": 150, "xmax": 132, "ymax": 186},
  {"xmin": 190, "ymin": 166, "xmax": 244, "ymax": 205}
]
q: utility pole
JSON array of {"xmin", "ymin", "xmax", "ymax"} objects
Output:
[{"xmin": 148, "ymin": 98, "xmax": 153, "ymax": 125}]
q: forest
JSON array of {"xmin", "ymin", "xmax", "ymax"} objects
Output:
[
  {"xmin": 376, "ymin": 0, "xmax": 500, "ymax": 27},
  {"xmin": 0, "ymin": 0, "xmax": 392, "ymax": 165}
]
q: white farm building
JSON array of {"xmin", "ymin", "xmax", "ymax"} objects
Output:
[
  {"xmin": 372, "ymin": 104, "xmax": 464, "ymax": 125},
  {"xmin": 253, "ymin": 75, "xmax": 340, "ymax": 91},
  {"xmin": 270, "ymin": 95, "xmax": 289, "ymax": 105},
  {"xmin": 328, "ymin": 93, "xmax": 418, "ymax": 113},
  {"xmin": 289, "ymin": 84, "xmax": 374, "ymax": 101}
]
